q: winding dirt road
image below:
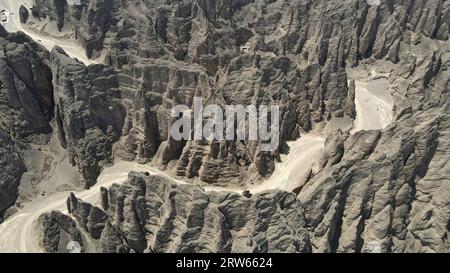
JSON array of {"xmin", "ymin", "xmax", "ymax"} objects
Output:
[
  {"xmin": 0, "ymin": 0, "xmax": 98, "ymax": 65},
  {"xmin": 0, "ymin": 162, "xmax": 187, "ymax": 252},
  {"xmin": 0, "ymin": 78, "xmax": 393, "ymax": 252}
]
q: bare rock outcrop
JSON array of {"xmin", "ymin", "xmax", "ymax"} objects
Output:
[
  {"xmin": 19, "ymin": 0, "xmax": 359, "ymax": 187},
  {"xmin": 0, "ymin": 128, "xmax": 26, "ymax": 216},
  {"xmin": 299, "ymin": 51, "xmax": 450, "ymax": 252},
  {"xmin": 26, "ymin": 0, "xmax": 450, "ymax": 190},
  {"xmin": 67, "ymin": 192, "xmax": 107, "ymax": 239},
  {"xmin": 50, "ymin": 47, "xmax": 125, "ymax": 187},
  {"xmin": 0, "ymin": 25, "xmax": 54, "ymax": 140},
  {"xmin": 0, "ymin": 25, "xmax": 53, "ymax": 215},
  {"xmin": 69, "ymin": 172, "xmax": 312, "ymax": 253},
  {"xmin": 19, "ymin": 5, "xmax": 29, "ymax": 24},
  {"xmin": 36, "ymin": 210, "xmax": 85, "ymax": 253},
  {"xmin": 3, "ymin": 0, "xmax": 450, "ymax": 253}
]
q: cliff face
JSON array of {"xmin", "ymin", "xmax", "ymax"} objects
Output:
[
  {"xmin": 0, "ymin": 0, "xmax": 449, "ymax": 252},
  {"xmin": 301, "ymin": 56, "xmax": 450, "ymax": 253},
  {"xmin": 0, "ymin": 25, "xmax": 53, "ymax": 216},
  {"xmin": 37, "ymin": 0, "xmax": 450, "ymax": 66},
  {"xmin": 0, "ymin": 127, "xmax": 26, "ymax": 216},
  {"xmin": 29, "ymin": 0, "xmax": 356, "ymax": 187},
  {"xmin": 58, "ymin": 173, "xmax": 311, "ymax": 253},
  {"xmin": 0, "ymin": 27, "xmax": 54, "ymax": 140},
  {"xmin": 27, "ymin": 0, "xmax": 449, "ymax": 189}
]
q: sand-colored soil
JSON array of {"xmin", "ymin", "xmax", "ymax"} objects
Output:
[
  {"xmin": 0, "ymin": 12, "xmax": 395, "ymax": 252},
  {"xmin": 0, "ymin": 0, "xmax": 98, "ymax": 65}
]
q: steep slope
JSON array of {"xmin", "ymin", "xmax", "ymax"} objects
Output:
[
  {"xmin": 1, "ymin": 0, "xmax": 98, "ymax": 65},
  {"xmin": 20, "ymin": 0, "xmax": 448, "ymax": 191},
  {"xmin": 74, "ymin": 173, "xmax": 311, "ymax": 253},
  {"xmin": 0, "ymin": 0, "xmax": 448, "ymax": 253},
  {"xmin": 0, "ymin": 24, "xmax": 54, "ymax": 217}
]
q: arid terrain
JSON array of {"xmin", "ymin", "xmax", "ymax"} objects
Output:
[{"xmin": 0, "ymin": 0, "xmax": 449, "ymax": 253}]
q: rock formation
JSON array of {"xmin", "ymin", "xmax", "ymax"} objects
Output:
[
  {"xmin": 0, "ymin": 0, "xmax": 448, "ymax": 253},
  {"xmin": 0, "ymin": 24, "xmax": 53, "ymax": 216},
  {"xmin": 0, "ymin": 25, "xmax": 54, "ymax": 140},
  {"xmin": 68, "ymin": 172, "xmax": 311, "ymax": 253},
  {"xmin": 0, "ymin": 128, "xmax": 26, "ymax": 217},
  {"xmin": 34, "ymin": 0, "xmax": 450, "ymax": 189},
  {"xmin": 36, "ymin": 210, "xmax": 85, "ymax": 253}
]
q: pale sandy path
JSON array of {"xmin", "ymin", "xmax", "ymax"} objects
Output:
[
  {"xmin": 0, "ymin": 162, "xmax": 185, "ymax": 253},
  {"xmin": 353, "ymin": 80, "xmax": 393, "ymax": 132},
  {"xmin": 0, "ymin": 0, "xmax": 98, "ymax": 65},
  {"xmin": 0, "ymin": 77, "xmax": 394, "ymax": 253},
  {"xmin": 250, "ymin": 134, "xmax": 325, "ymax": 193},
  {"xmin": 249, "ymin": 78, "xmax": 393, "ymax": 193}
]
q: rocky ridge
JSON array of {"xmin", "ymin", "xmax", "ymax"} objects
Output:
[
  {"xmin": 36, "ymin": 172, "xmax": 311, "ymax": 253},
  {"xmin": 0, "ymin": 24, "xmax": 54, "ymax": 218},
  {"xmin": 23, "ymin": 0, "xmax": 450, "ymax": 189},
  {"xmin": 0, "ymin": 0, "xmax": 448, "ymax": 253}
]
